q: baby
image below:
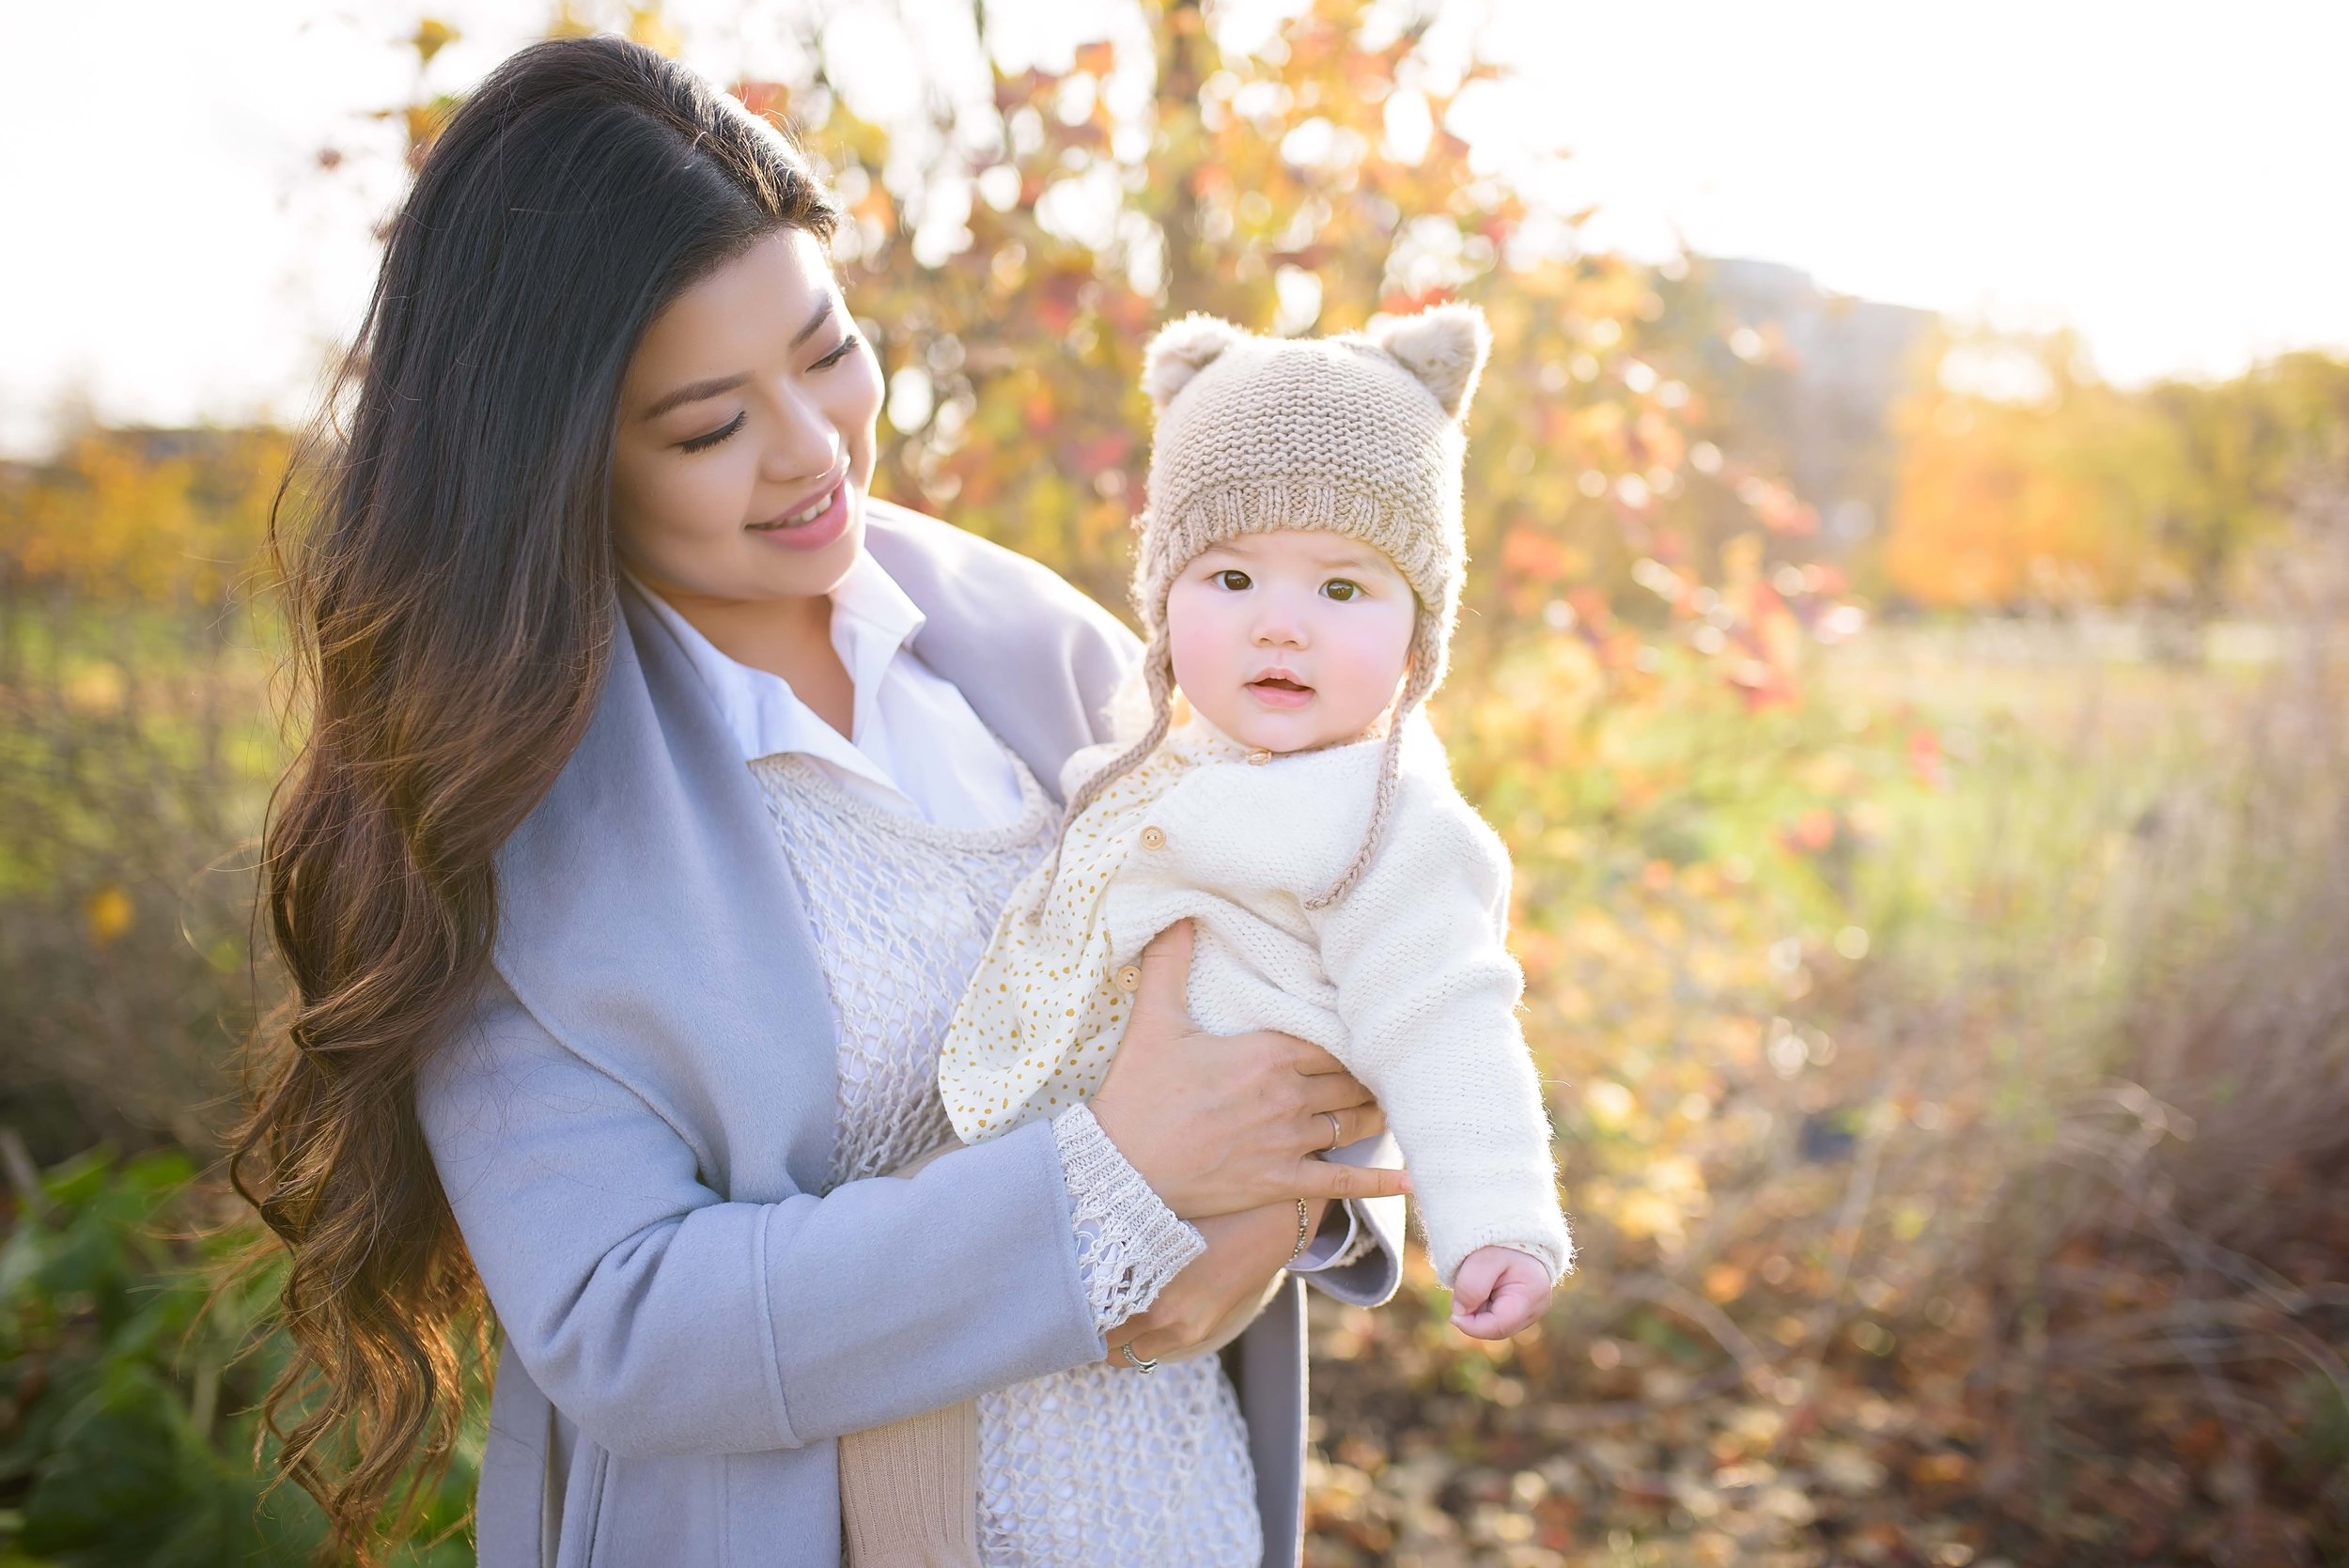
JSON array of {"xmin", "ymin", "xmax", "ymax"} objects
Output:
[
  {"xmin": 844, "ymin": 305, "xmax": 1572, "ymax": 1564},
  {"xmin": 946, "ymin": 303, "xmax": 1571, "ymax": 1335}
]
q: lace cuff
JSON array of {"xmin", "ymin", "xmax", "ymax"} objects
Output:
[{"xmin": 1051, "ymin": 1103, "xmax": 1206, "ymax": 1333}]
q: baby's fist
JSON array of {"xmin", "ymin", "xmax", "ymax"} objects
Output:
[{"xmin": 1449, "ymin": 1245, "xmax": 1553, "ymax": 1340}]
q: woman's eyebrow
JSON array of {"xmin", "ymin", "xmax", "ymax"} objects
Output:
[
  {"xmin": 643, "ymin": 373, "xmax": 749, "ymax": 421},
  {"xmin": 638, "ymin": 302, "xmax": 837, "ymax": 422},
  {"xmin": 790, "ymin": 297, "xmax": 834, "ymax": 349}
]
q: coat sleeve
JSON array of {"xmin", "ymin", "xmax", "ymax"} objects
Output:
[
  {"xmin": 1312, "ymin": 787, "xmax": 1573, "ymax": 1288},
  {"xmin": 420, "ymin": 973, "xmax": 1105, "ymax": 1460}
]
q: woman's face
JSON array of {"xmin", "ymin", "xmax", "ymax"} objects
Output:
[{"xmin": 611, "ymin": 227, "xmax": 883, "ymax": 608}]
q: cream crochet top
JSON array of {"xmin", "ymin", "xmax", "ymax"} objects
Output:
[
  {"xmin": 941, "ymin": 708, "xmax": 1572, "ymax": 1287},
  {"xmin": 750, "ymin": 748, "xmax": 1263, "ymax": 1566}
]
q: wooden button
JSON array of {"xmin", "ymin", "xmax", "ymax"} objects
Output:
[
  {"xmin": 1115, "ymin": 964, "xmax": 1142, "ymax": 992},
  {"xmin": 1246, "ymin": 748, "xmax": 1271, "ymax": 766},
  {"xmin": 1139, "ymin": 825, "xmax": 1166, "ymax": 849}
]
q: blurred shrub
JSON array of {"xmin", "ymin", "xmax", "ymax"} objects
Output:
[
  {"xmin": 0, "ymin": 1141, "xmax": 479, "ymax": 1565},
  {"xmin": 0, "ymin": 428, "xmax": 283, "ymax": 1161}
]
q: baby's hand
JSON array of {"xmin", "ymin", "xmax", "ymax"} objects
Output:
[{"xmin": 1449, "ymin": 1245, "xmax": 1553, "ymax": 1340}]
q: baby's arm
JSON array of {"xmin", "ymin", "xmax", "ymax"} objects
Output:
[{"xmin": 1314, "ymin": 782, "xmax": 1573, "ymax": 1298}]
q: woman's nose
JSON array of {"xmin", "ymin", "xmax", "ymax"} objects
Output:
[{"xmin": 758, "ymin": 383, "xmax": 841, "ymax": 484}]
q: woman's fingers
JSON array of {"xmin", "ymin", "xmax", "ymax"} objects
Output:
[
  {"xmin": 1127, "ymin": 918, "xmax": 1195, "ymax": 1033},
  {"xmin": 1312, "ymin": 1102, "xmax": 1386, "ymax": 1148},
  {"xmin": 1298, "ymin": 1065, "xmax": 1379, "ymax": 1115},
  {"xmin": 1291, "ymin": 1157, "xmax": 1410, "ymax": 1202}
]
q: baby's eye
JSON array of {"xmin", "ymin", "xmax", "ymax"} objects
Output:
[
  {"xmin": 1211, "ymin": 569, "xmax": 1252, "ymax": 591},
  {"xmin": 1322, "ymin": 579, "xmax": 1361, "ymax": 601}
]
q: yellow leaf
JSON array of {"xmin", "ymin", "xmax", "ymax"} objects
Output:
[
  {"xmin": 411, "ymin": 19, "xmax": 459, "ymax": 68},
  {"xmin": 86, "ymin": 885, "xmax": 135, "ymax": 946},
  {"xmin": 629, "ymin": 7, "xmax": 682, "ymax": 57}
]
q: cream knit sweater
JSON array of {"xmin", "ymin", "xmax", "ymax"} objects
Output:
[{"xmin": 941, "ymin": 706, "xmax": 1572, "ymax": 1287}]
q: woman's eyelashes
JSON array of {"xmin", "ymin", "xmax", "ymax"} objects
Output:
[
  {"xmin": 674, "ymin": 337, "xmax": 863, "ymax": 453},
  {"xmin": 679, "ymin": 411, "xmax": 745, "ymax": 453}
]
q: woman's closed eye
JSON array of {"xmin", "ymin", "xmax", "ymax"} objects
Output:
[
  {"xmin": 679, "ymin": 412, "xmax": 745, "ymax": 453},
  {"xmin": 811, "ymin": 334, "xmax": 862, "ymax": 371},
  {"xmin": 675, "ymin": 337, "xmax": 862, "ymax": 453}
]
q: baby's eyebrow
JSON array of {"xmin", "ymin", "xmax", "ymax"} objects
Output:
[
  {"xmin": 1196, "ymin": 539, "xmax": 1393, "ymax": 572},
  {"xmin": 1296, "ymin": 545, "xmax": 1404, "ymax": 577}
]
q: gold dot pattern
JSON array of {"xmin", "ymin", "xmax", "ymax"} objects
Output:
[{"xmin": 941, "ymin": 734, "xmax": 1203, "ymax": 1143}]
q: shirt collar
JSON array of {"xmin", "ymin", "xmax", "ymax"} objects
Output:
[{"xmin": 620, "ymin": 548, "xmax": 927, "ymax": 768}]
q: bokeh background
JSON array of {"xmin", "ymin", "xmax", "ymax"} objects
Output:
[{"xmin": 4, "ymin": 3, "xmax": 2346, "ymax": 1564}]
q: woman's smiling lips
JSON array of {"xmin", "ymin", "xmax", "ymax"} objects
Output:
[
  {"xmin": 1246, "ymin": 674, "xmax": 1315, "ymax": 710},
  {"xmin": 745, "ymin": 475, "xmax": 850, "ymax": 551}
]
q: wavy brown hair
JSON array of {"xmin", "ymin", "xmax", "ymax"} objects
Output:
[{"xmin": 230, "ymin": 36, "xmax": 836, "ymax": 1559}]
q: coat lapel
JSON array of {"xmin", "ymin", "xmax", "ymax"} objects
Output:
[
  {"xmin": 863, "ymin": 500, "xmax": 1137, "ymax": 802},
  {"xmin": 490, "ymin": 582, "xmax": 841, "ymax": 1198}
]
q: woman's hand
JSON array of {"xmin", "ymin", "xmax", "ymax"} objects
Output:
[
  {"xmin": 1087, "ymin": 920, "xmax": 1408, "ymax": 1219},
  {"xmin": 1109, "ymin": 1199, "xmax": 1326, "ymax": 1366}
]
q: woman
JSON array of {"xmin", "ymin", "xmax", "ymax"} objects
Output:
[{"xmin": 234, "ymin": 35, "xmax": 1408, "ymax": 1568}]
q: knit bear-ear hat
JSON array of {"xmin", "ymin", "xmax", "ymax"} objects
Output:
[{"xmin": 1036, "ymin": 303, "xmax": 1492, "ymax": 917}]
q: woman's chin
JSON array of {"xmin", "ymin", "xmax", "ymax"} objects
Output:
[{"xmin": 734, "ymin": 506, "xmax": 864, "ymax": 599}]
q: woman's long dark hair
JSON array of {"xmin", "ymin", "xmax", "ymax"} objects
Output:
[{"xmin": 231, "ymin": 36, "xmax": 835, "ymax": 1557}]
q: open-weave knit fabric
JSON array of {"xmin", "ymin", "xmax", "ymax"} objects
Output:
[{"xmin": 750, "ymin": 749, "xmax": 1261, "ymax": 1567}]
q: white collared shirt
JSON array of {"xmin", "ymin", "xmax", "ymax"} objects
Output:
[{"xmin": 626, "ymin": 551, "xmax": 1027, "ymax": 831}]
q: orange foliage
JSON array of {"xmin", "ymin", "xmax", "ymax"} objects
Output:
[{"xmin": 0, "ymin": 426, "xmax": 289, "ymax": 605}]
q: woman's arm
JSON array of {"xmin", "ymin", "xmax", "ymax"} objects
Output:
[
  {"xmin": 1080, "ymin": 921, "xmax": 1411, "ymax": 1360},
  {"xmin": 425, "ymin": 954, "xmax": 1408, "ymax": 1457},
  {"xmin": 421, "ymin": 975, "xmax": 1101, "ymax": 1460}
]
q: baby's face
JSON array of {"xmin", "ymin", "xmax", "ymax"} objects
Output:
[{"xmin": 1166, "ymin": 529, "xmax": 1417, "ymax": 753}]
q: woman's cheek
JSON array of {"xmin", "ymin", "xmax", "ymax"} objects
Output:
[{"xmin": 836, "ymin": 352, "xmax": 886, "ymax": 480}]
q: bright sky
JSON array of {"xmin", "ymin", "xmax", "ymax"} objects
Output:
[{"xmin": 5, "ymin": 0, "xmax": 2344, "ymax": 457}]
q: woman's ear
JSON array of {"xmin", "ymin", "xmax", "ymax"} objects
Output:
[
  {"xmin": 1143, "ymin": 315, "xmax": 1244, "ymax": 409},
  {"xmin": 1371, "ymin": 303, "xmax": 1491, "ymax": 419}
]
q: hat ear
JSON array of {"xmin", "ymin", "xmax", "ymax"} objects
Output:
[
  {"xmin": 1370, "ymin": 303, "xmax": 1491, "ymax": 419},
  {"xmin": 1143, "ymin": 314, "xmax": 1244, "ymax": 409}
]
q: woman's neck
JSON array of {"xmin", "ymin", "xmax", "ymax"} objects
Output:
[{"xmin": 641, "ymin": 575, "xmax": 856, "ymax": 739}]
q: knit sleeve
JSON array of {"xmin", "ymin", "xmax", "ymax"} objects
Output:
[
  {"xmin": 1050, "ymin": 1102, "xmax": 1207, "ymax": 1333},
  {"xmin": 1311, "ymin": 781, "xmax": 1574, "ymax": 1288}
]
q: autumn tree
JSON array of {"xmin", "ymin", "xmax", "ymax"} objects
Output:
[{"xmin": 1881, "ymin": 328, "xmax": 2349, "ymax": 611}]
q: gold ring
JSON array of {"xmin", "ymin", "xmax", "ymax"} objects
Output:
[
  {"xmin": 1122, "ymin": 1343, "xmax": 1159, "ymax": 1374},
  {"xmin": 1322, "ymin": 1110, "xmax": 1344, "ymax": 1153}
]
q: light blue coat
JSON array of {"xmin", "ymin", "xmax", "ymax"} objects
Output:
[{"xmin": 418, "ymin": 501, "xmax": 1406, "ymax": 1567}]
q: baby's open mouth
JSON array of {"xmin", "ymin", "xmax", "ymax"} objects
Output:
[{"xmin": 1246, "ymin": 675, "xmax": 1315, "ymax": 708}]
